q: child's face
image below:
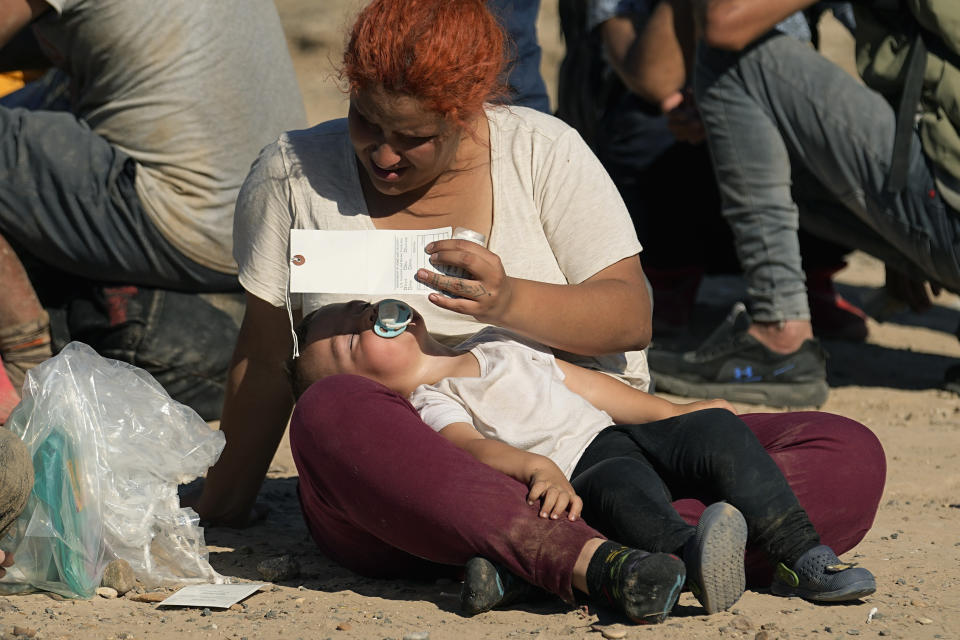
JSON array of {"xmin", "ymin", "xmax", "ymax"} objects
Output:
[{"xmin": 299, "ymin": 300, "xmax": 428, "ymax": 393}]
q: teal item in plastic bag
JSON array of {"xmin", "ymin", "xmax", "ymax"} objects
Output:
[{"xmin": 31, "ymin": 431, "xmax": 96, "ymax": 597}]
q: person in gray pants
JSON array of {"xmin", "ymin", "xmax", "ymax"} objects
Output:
[{"xmin": 643, "ymin": 0, "xmax": 960, "ymax": 406}]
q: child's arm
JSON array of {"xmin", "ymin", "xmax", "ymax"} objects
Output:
[
  {"xmin": 438, "ymin": 422, "xmax": 583, "ymax": 521},
  {"xmin": 555, "ymin": 360, "xmax": 735, "ymax": 423}
]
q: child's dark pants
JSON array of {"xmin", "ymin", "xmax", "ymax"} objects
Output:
[{"xmin": 571, "ymin": 408, "xmax": 820, "ymax": 570}]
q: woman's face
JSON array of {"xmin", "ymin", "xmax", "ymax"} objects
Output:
[{"xmin": 348, "ymin": 85, "xmax": 462, "ymax": 196}]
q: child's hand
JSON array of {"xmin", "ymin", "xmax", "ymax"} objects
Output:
[
  {"xmin": 527, "ymin": 466, "xmax": 583, "ymax": 521},
  {"xmin": 674, "ymin": 398, "xmax": 737, "ymax": 415}
]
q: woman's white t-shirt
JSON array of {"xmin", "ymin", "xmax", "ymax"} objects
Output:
[{"xmin": 233, "ymin": 105, "xmax": 651, "ymax": 390}]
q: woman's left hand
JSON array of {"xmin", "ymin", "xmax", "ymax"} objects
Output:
[{"xmin": 415, "ymin": 239, "xmax": 514, "ymax": 323}]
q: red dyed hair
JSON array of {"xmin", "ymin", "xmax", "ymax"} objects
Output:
[{"xmin": 343, "ymin": 0, "xmax": 509, "ymax": 128}]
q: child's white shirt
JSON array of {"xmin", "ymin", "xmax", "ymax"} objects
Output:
[{"xmin": 410, "ymin": 327, "xmax": 614, "ymax": 478}]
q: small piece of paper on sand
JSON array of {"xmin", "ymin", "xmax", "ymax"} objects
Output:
[{"xmin": 157, "ymin": 583, "xmax": 266, "ymax": 609}]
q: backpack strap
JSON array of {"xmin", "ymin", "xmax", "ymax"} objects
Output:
[{"xmin": 885, "ymin": 31, "xmax": 927, "ymax": 193}]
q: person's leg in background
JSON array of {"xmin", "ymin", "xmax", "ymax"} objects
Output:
[
  {"xmin": 613, "ymin": 141, "xmax": 736, "ymax": 334},
  {"xmin": 0, "ymin": 74, "xmax": 240, "ymax": 418},
  {"xmin": 0, "ymin": 235, "xmax": 49, "ymax": 420},
  {"xmin": 0, "ymin": 69, "xmax": 61, "ymax": 418},
  {"xmin": 695, "ymin": 30, "xmax": 960, "ymax": 337},
  {"xmin": 798, "ymin": 230, "xmax": 869, "ymax": 342},
  {"xmin": 31, "ymin": 276, "xmax": 242, "ymax": 421},
  {"xmin": 613, "ymin": 140, "xmax": 866, "ymax": 342},
  {"xmin": 650, "ymin": 32, "xmax": 959, "ymax": 405}
]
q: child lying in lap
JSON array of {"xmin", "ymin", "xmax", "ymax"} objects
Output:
[{"xmin": 290, "ymin": 299, "xmax": 876, "ymax": 617}]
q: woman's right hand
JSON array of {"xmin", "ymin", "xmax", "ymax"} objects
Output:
[{"xmin": 416, "ymin": 238, "xmax": 515, "ymax": 325}]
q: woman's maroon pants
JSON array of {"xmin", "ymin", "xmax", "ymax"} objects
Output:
[{"xmin": 290, "ymin": 375, "xmax": 885, "ymax": 601}]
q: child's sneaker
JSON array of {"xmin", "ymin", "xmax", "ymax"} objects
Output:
[
  {"xmin": 460, "ymin": 557, "xmax": 548, "ymax": 615},
  {"xmin": 683, "ymin": 502, "xmax": 748, "ymax": 614},
  {"xmin": 586, "ymin": 542, "xmax": 686, "ymax": 624},
  {"xmin": 771, "ymin": 545, "xmax": 876, "ymax": 602}
]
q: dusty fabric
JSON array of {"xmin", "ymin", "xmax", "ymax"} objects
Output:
[
  {"xmin": 29, "ymin": 0, "xmax": 306, "ymax": 272},
  {"xmin": 0, "ymin": 426, "xmax": 32, "ymax": 540}
]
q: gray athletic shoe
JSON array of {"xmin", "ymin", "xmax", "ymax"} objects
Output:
[
  {"xmin": 683, "ymin": 502, "xmax": 748, "ymax": 614},
  {"xmin": 649, "ymin": 303, "xmax": 829, "ymax": 408},
  {"xmin": 771, "ymin": 545, "xmax": 876, "ymax": 602}
]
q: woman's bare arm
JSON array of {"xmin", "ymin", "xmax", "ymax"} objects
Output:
[
  {"xmin": 420, "ymin": 252, "xmax": 652, "ymax": 356},
  {"xmin": 193, "ymin": 293, "xmax": 295, "ymax": 526}
]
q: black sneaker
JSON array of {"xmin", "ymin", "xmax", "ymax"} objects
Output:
[
  {"xmin": 770, "ymin": 545, "xmax": 876, "ymax": 602},
  {"xmin": 649, "ymin": 303, "xmax": 829, "ymax": 407},
  {"xmin": 460, "ymin": 557, "xmax": 549, "ymax": 615},
  {"xmin": 682, "ymin": 502, "xmax": 748, "ymax": 614}
]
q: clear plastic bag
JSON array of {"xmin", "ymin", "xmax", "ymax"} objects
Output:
[{"xmin": 0, "ymin": 342, "xmax": 226, "ymax": 597}]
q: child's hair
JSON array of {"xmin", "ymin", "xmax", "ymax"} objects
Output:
[
  {"xmin": 286, "ymin": 308, "xmax": 324, "ymax": 401},
  {"xmin": 342, "ymin": 0, "xmax": 510, "ymax": 130}
]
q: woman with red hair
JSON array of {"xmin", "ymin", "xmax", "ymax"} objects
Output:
[{"xmin": 193, "ymin": 0, "xmax": 885, "ymax": 623}]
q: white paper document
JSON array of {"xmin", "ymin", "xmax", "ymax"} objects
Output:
[
  {"xmin": 157, "ymin": 583, "xmax": 267, "ymax": 609},
  {"xmin": 289, "ymin": 228, "xmax": 453, "ymax": 294}
]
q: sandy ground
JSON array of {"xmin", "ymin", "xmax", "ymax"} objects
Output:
[{"xmin": 2, "ymin": 4, "xmax": 959, "ymax": 640}]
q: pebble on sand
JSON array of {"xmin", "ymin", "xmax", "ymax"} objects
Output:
[
  {"xmin": 101, "ymin": 558, "xmax": 137, "ymax": 595},
  {"xmin": 95, "ymin": 586, "xmax": 119, "ymax": 599},
  {"xmin": 593, "ymin": 625, "xmax": 627, "ymax": 639},
  {"xmin": 257, "ymin": 555, "xmax": 301, "ymax": 582},
  {"xmin": 128, "ymin": 592, "xmax": 168, "ymax": 603}
]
